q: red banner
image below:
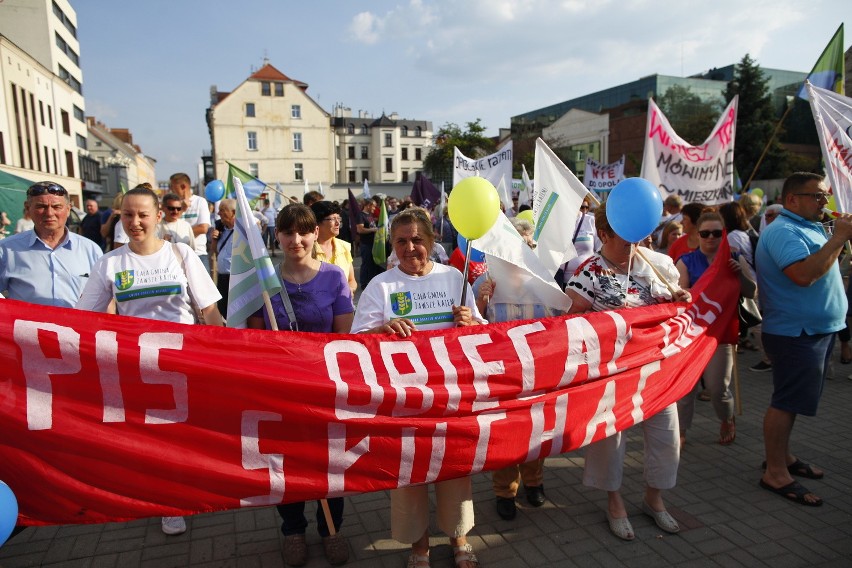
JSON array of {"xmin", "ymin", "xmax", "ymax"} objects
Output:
[{"xmin": 0, "ymin": 255, "xmax": 737, "ymax": 526}]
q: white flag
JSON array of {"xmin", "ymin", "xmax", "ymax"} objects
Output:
[
  {"xmin": 533, "ymin": 138, "xmax": 590, "ymax": 277},
  {"xmin": 807, "ymin": 81, "xmax": 852, "ymax": 213},
  {"xmin": 318, "ymin": 181, "xmax": 324, "ymax": 196},
  {"xmin": 519, "ymin": 164, "xmax": 533, "ymax": 208},
  {"xmin": 363, "ymin": 178, "xmax": 371, "ymax": 199},
  {"xmin": 303, "ymin": 178, "xmax": 310, "ymax": 196},
  {"xmin": 453, "ymin": 141, "xmax": 513, "ymax": 192},
  {"xmin": 495, "ymin": 176, "xmax": 513, "ymax": 213},
  {"xmin": 475, "ymin": 212, "xmax": 572, "ymax": 311}
]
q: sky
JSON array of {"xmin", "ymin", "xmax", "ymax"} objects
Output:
[{"xmin": 73, "ymin": 0, "xmax": 849, "ymax": 183}]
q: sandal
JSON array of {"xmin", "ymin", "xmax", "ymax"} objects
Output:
[
  {"xmin": 759, "ymin": 479, "xmax": 823, "ymax": 507},
  {"xmin": 406, "ymin": 552, "xmax": 430, "ymax": 568},
  {"xmin": 606, "ymin": 512, "xmax": 635, "ymax": 541},
  {"xmin": 761, "ymin": 459, "xmax": 824, "ymax": 479},
  {"xmin": 719, "ymin": 417, "xmax": 736, "ymax": 445},
  {"xmin": 452, "ymin": 543, "xmax": 480, "ymax": 568}
]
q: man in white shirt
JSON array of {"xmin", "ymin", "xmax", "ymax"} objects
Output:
[
  {"xmin": 169, "ymin": 172, "xmax": 211, "ymax": 271},
  {"xmin": 158, "ymin": 193, "xmax": 196, "ymax": 249}
]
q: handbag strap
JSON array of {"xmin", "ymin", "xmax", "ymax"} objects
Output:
[
  {"xmin": 275, "ymin": 271, "xmax": 299, "ymax": 331},
  {"xmin": 172, "ymin": 243, "xmax": 204, "ymax": 323}
]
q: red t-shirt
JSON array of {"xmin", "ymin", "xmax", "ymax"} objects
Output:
[{"xmin": 667, "ymin": 234, "xmax": 696, "ymax": 263}]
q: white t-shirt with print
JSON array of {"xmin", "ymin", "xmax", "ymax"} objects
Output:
[
  {"xmin": 181, "ymin": 195, "xmax": 211, "ymax": 256},
  {"xmin": 352, "ymin": 263, "xmax": 486, "ymax": 332},
  {"xmin": 76, "ymin": 241, "xmax": 220, "ymax": 324}
]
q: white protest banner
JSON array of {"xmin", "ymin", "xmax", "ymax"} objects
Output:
[
  {"xmin": 453, "ymin": 141, "xmax": 513, "ymax": 192},
  {"xmin": 584, "ymin": 155, "xmax": 625, "ymax": 193},
  {"xmin": 641, "ymin": 97, "xmax": 738, "ymax": 205},
  {"xmin": 806, "ymin": 82, "xmax": 852, "ymax": 213},
  {"xmin": 533, "ymin": 138, "xmax": 590, "ymax": 277}
]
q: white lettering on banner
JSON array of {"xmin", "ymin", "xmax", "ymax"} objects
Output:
[
  {"xmin": 399, "ymin": 426, "xmax": 415, "ymax": 487},
  {"xmin": 631, "ymin": 361, "xmax": 661, "ymax": 425},
  {"xmin": 507, "ymin": 322, "xmax": 546, "ymax": 395},
  {"xmin": 582, "ymin": 380, "xmax": 618, "ymax": 446},
  {"xmin": 431, "ymin": 337, "xmax": 460, "ymax": 415},
  {"xmin": 604, "ymin": 311, "xmax": 631, "ymax": 376},
  {"xmin": 526, "ymin": 394, "xmax": 568, "ymax": 462},
  {"xmin": 472, "ymin": 412, "xmax": 506, "ymax": 474},
  {"xmin": 325, "ymin": 340, "xmax": 382, "ymax": 420},
  {"xmin": 239, "ymin": 410, "xmax": 285, "ymax": 506},
  {"xmin": 397, "ymin": 423, "xmax": 446, "ymax": 486},
  {"xmin": 458, "ymin": 334, "xmax": 504, "ymax": 411},
  {"xmin": 380, "ymin": 341, "xmax": 434, "ymax": 417},
  {"xmin": 327, "ymin": 423, "xmax": 370, "ymax": 494},
  {"xmin": 424, "ymin": 422, "xmax": 447, "ymax": 483},
  {"xmin": 95, "ymin": 330, "xmax": 125, "ymax": 423},
  {"xmin": 559, "ymin": 317, "xmax": 601, "ymax": 387},
  {"xmin": 139, "ymin": 333, "xmax": 188, "ymax": 424},
  {"xmin": 14, "ymin": 321, "xmax": 82, "ymax": 431}
]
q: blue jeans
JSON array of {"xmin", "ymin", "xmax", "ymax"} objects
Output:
[{"xmin": 277, "ymin": 498, "xmax": 344, "ymax": 537}]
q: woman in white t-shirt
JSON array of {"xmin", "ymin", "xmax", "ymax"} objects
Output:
[{"xmin": 76, "ymin": 185, "xmax": 222, "ymax": 537}]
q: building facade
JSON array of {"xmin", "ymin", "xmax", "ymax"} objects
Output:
[{"xmin": 86, "ymin": 118, "xmax": 157, "ymax": 197}]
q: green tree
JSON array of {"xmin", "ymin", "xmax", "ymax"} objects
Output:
[
  {"xmin": 657, "ymin": 84, "xmax": 721, "ymax": 145},
  {"xmin": 724, "ymin": 54, "xmax": 787, "ymax": 183},
  {"xmin": 423, "ymin": 119, "xmax": 496, "ymax": 186}
]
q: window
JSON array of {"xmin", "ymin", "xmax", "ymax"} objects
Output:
[
  {"xmin": 401, "ymin": 148, "xmax": 408, "ymax": 161},
  {"xmin": 247, "ymin": 131, "xmax": 257, "ymax": 150},
  {"xmin": 246, "ymin": 103, "xmax": 255, "ymax": 117},
  {"xmin": 415, "ymin": 126, "xmax": 422, "ymax": 137},
  {"xmin": 348, "ymin": 170, "xmax": 356, "ymax": 182},
  {"xmin": 61, "ymin": 110, "xmax": 70, "ymax": 135},
  {"xmin": 401, "ymin": 126, "xmax": 408, "ymax": 137},
  {"xmin": 291, "ymin": 105, "xmax": 301, "ymax": 119},
  {"xmin": 275, "ymin": 83, "xmax": 284, "ymax": 96},
  {"xmin": 58, "ymin": 65, "xmax": 82, "ymax": 94},
  {"xmin": 361, "ymin": 146, "xmax": 368, "ymax": 159},
  {"xmin": 76, "ymin": 134, "xmax": 87, "ymax": 149},
  {"xmin": 294, "ymin": 163, "xmax": 304, "ymax": 181},
  {"xmin": 385, "ymin": 158, "xmax": 393, "ymax": 173},
  {"xmin": 402, "ymin": 171, "xmax": 409, "ymax": 182},
  {"xmin": 347, "ymin": 123, "xmax": 354, "ymax": 135},
  {"xmin": 48, "ymin": 105, "xmax": 53, "ymax": 129},
  {"xmin": 360, "ymin": 124, "xmax": 368, "ymax": 135},
  {"xmin": 348, "ymin": 146, "xmax": 355, "ymax": 159},
  {"xmin": 64, "ymin": 150, "xmax": 74, "ymax": 177},
  {"xmin": 384, "ymin": 133, "xmax": 392, "ymax": 147},
  {"xmin": 52, "ymin": 1, "xmax": 77, "ymax": 38},
  {"xmin": 261, "ymin": 82, "xmax": 271, "ymax": 96},
  {"xmin": 73, "ymin": 105, "xmax": 84, "ymax": 122},
  {"xmin": 415, "ymin": 148, "xmax": 422, "ymax": 161},
  {"xmin": 249, "ymin": 163, "xmax": 259, "ymax": 178},
  {"xmin": 39, "ymin": 101, "xmax": 45, "ymax": 126},
  {"xmin": 0, "ymin": 132, "xmax": 5, "ymax": 165},
  {"xmin": 362, "ymin": 171, "xmax": 369, "ymax": 182},
  {"xmin": 293, "ymin": 132, "xmax": 302, "ymax": 152},
  {"xmin": 54, "ymin": 32, "xmax": 79, "ymax": 65}
]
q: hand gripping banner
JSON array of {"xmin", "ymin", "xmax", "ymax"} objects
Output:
[{"xmin": 0, "ymin": 254, "xmax": 737, "ymax": 525}]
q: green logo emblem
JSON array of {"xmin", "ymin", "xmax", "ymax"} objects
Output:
[
  {"xmin": 114, "ymin": 270, "xmax": 134, "ymax": 291},
  {"xmin": 391, "ymin": 291, "xmax": 413, "ymax": 316}
]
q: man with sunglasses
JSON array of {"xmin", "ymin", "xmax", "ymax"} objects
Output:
[
  {"xmin": 0, "ymin": 182, "xmax": 102, "ymax": 307},
  {"xmin": 169, "ymin": 172, "xmax": 211, "ymax": 271},
  {"xmin": 158, "ymin": 193, "xmax": 196, "ymax": 249},
  {"xmin": 756, "ymin": 172, "xmax": 852, "ymax": 508}
]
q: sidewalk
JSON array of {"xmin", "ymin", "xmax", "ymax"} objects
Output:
[{"xmin": 3, "ymin": 341, "xmax": 852, "ymax": 567}]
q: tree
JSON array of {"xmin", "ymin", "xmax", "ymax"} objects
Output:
[
  {"xmin": 657, "ymin": 84, "xmax": 721, "ymax": 145},
  {"xmin": 724, "ymin": 54, "xmax": 787, "ymax": 183},
  {"xmin": 423, "ymin": 119, "xmax": 496, "ymax": 186}
]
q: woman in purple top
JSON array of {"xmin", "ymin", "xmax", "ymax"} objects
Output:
[{"xmin": 247, "ymin": 203, "xmax": 353, "ymax": 566}]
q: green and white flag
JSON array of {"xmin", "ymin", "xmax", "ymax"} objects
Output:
[{"xmin": 372, "ymin": 197, "xmax": 389, "ymax": 266}]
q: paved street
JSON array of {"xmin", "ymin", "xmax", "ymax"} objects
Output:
[{"xmin": 2, "ymin": 339, "xmax": 851, "ymax": 567}]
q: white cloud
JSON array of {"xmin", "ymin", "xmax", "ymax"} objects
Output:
[{"xmin": 349, "ymin": 11, "xmax": 383, "ymax": 44}]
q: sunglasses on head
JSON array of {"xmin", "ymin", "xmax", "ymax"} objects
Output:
[
  {"xmin": 27, "ymin": 182, "xmax": 67, "ymax": 197},
  {"xmin": 698, "ymin": 229, "xmax": 723, "ymax": 238}
]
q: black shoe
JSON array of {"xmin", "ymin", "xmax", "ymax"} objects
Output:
[
  {"xmin": 525, "ymin": 485, "xmax": 546, "ymax": 507},
  {"xmin": 495, "ymin": 497, "xmax": 516, "ymax": 520},
  {"xmin": 750, "ymin": 361, "xmax": 772, "ymax": 372}
]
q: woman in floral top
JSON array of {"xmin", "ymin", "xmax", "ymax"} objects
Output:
[{"xmin": 565, "ymin": 202, "xmax": 690, "ymax": 542}]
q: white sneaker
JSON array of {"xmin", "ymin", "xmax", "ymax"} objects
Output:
[{"xmin": 161, "ymin": 516, "xmax": 186, "ymax": 535}]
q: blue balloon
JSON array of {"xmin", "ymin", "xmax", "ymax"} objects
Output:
[
  {"xmin": 0, "ymin": 480, "xmax": 18, "ymax": 547},
  {"xmin": 204, "ymin": 180, "xmax": 225, "ymax": 202},
  {"xmin": 605, "ymin": 178, "xmax": 663, "ymax": 243},
  {"xmin": 457, "ymin": 234, "xmax": 486, "ymax": 263}
]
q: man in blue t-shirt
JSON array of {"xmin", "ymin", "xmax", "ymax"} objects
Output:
[{"xmin": 755, "ymin": 172, "xmax": 852, "ymax": 507}]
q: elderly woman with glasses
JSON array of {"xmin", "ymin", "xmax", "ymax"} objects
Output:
[
  {"xmin": 352, "ymin": 206, "xmax": 485, "ymax": 568},
  {"xmin": 675, "ymin": 211, "xmax": 756, "ymax": 447},
  {"xmin": 310, "ymin": 200, "xmax": 357, "ymax": 296},
  {"xmin": 565, "ymin": 202, "xmax": 690, "ymax": 542}
]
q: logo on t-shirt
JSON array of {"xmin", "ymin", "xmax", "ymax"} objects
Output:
[
  {"xmin": 114, "ymin": 270, "xmax": 135, "ymax": 291},
  {"xmin": 391, "ymin": 292, "xmax": 413, "ymax": 316}
]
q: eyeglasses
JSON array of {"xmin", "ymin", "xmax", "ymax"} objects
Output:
[
  {"xmin": 27, "ymin": 182, "xmax": 67, "ymax": 197},
  {"xmin": 795, "ymin": 192, "xmax": 829, "ymax": 201},
  {"xmin": 164, "ymin": 205, "xmax": 182, "ymax": 212},
  {"xmin": 698, "ymin": 230, "xmax": 723, "ymax": 238},
  {"xmin": 323, "ymin": 216, "xmax": 342, "ymax": 224},
  {"xmin": 580, "ymin": 205, "xmax": 590, "ymax": 211}
]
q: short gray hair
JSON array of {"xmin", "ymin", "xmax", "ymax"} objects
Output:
[
  {"xmin": 219, "ymin": 198, "xmax": 236, "ymax": 213},
  {"xmin": 511, "ymin": 217, "xmax": 534, "ymax": 236}
]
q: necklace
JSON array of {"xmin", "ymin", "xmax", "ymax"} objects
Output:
[
  {"xmin": 281, "ymin": 263, "xmax": 315, "ymax": 292},
  {"xmin": 599, "ymin": 251, "xmax": 629, "ymax": 274}
]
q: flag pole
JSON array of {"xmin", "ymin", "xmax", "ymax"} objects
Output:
[
  {"xmin": 459, "ymin": 239, "xmax": 473, "ymax": 306},
  {"xmin": 742, "ymin": 103, "xmax": 794, "ymax": 192}
]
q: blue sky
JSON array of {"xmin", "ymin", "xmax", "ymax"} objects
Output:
[{"xmin": 74, "ymin": 0, "xmax": 848, "ymax": 183}]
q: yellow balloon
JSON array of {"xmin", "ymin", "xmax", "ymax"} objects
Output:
[
  {"xmin": 516, "ymin": 209, "xmax": 535, "ymax": 223},
  {"xmin": 448, "ymin": 177, "xmax": 501, "ymax": 239},
  {"xmin": 750, "ymin": 188, "xmax": 764, "ymax": 198},
  {"xmin": 827, "ymin": 195, "xmax": 838, "ymax": 212}
]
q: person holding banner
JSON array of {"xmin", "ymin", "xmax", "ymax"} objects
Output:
[
  {"xmin": 352, "ymin": 206, "xmax": 485, "ymax": 568},
  {"xmin": 565, "ymin": 202, "xmax": 689, "ymax": 541},
  {"xmin": 246, "ymin": 203, "xmax": 353, "ymax": 566},
  {"xmin": 675, "ymin": 212, "xmax": 756, "ymax": 446},
  {"xmin": 474, "ymin": 217, "xmax": 562, "ymax": 520},
  {"xmin": 75, "ymin": 185, "xmax": 223, "ymax": 536}
]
